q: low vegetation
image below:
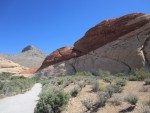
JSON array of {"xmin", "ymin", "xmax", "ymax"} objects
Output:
[
  {"xmin": 34, "ymin": 69, "xmax": 150, "ymax": 113},
  {"xmin": 0, "ymin": 72, "xmax": 40, "ymax": 98},
  {"xmin": 34, "ymin": 90, "xmax": 69, "ymax": 113},
  {"xmin": 125, "ymin": 95, "xmax": 138, "ymax": 105},
  {"xmin": 70, "ymin": 85, "xmax": 82, "ymax": 97},
  {"xmin": 82, "ymin": 99, "xmax": 94, "ymax": 110},
  {"xmin": 129, "ymin": 68, "xmax": 150, "ymax": 81}
]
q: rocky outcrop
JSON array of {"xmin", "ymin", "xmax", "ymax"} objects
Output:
[
  {"xmin": 74, "ymin": 13, "xmax": 149, "ymax": 53},
  {"xmin": 0, "ymin": 45, "xmax": 46, "ymax": 68},
  {"xmin": 39, "ymin": 46, "xmax": 83, "ymax": 70},
  {"xmin": 0, "ymin": 57, "xmax": 27, "ymax": 73},
  {"xmin": 38, "ymin": 13, "xmax": 150, "ymax": 77}
]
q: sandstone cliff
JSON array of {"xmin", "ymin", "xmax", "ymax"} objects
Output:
[
  {"xmin": 0, "ymin": 57, "xmax": 27, "ymax": 73},
  {"xmin": 38, "ymin": 13, "xmax": 150, "ymax": 77}
]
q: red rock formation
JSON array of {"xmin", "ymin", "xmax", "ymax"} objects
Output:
[
  {"xmin": 19, "ymin": 68, "xmax": 38, "ymax": 74},
  {"xmin": 74, "ymin": 13, "xmax": 149, "ymax": 53},
  {"xmin": 39, "ymin": 13, "xmax": 150, "ymax": 71},
  {"xmin": 38, "ymin": 46, "xmax": 83, "ymax": 70}
]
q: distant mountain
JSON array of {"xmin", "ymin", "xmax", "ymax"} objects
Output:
[{"xmin": 0, "ymin": 45, "xmax": 46, "ymax": 68}]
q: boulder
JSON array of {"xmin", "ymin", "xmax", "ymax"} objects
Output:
[{"xmin": 38, "ymin": 13, "xmax": 150, "ymax": 77}]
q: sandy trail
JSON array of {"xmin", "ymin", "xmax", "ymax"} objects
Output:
[{"xmin": 0, "ymin": 83, "xmax": 42, "ymax": 113}]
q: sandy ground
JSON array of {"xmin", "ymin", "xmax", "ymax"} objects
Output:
[{"xmin": 0, "ymin": 83, "xmax": 42, "ymax": 113}]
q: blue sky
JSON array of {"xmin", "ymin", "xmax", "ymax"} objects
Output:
[{"xmin": 0, "ymin": 0, "xmax": 150, "ymax": 54}]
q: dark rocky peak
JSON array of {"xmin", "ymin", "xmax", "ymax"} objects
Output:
[{"xmin": 22, "ymin": 45, "xmax": 42, "ymax": 53}]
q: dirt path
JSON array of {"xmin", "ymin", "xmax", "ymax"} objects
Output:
[{"xmin": 0, "ymin": 83, "xmax": 42, "ymax": 113}]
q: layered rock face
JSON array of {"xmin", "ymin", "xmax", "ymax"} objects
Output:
[
  {"xmin": 74, "ymin": 13, "xmax": 149, "ymax": 53},
  {"xmin": 0, "ymin": 45, "xmax": 46, "ymax": 68},
  {"xmin": 0, "ymin": 57, "xmax": 27, "ymax": 73},
  {"xmin": 38, "ymin": 13, "xmax": 150, "ymax": 77},
  {"xmin": 39, "ymin": 46, "xmax": 83, "ymax": 70}
]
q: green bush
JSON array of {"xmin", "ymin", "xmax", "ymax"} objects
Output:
[
  {"xmin": 75, "ymin": 71, "xmax": 93, "ymax": 76},
  {"xmin": 115, "ymin": 79, "xmax": 126, "ymax": 87},
  {"xmin": 97, "ymin": 92, "xmax": 108, "ymax": 107},
  {"xmin": 0, "ymin": 73, "xmax": 38, "ymax": 97},
  {"xmin": 62, "ymin": 81, "xmax": 70, "ymax": 88},
  {"xmin": 128, "ymin": 69, "xmax": 150, "ymax": 81},
  {"xmin": 82, "ymin": 99, "xmax": 94, "ymax": 110},
  {"xmin": 105, "ymin": 84, "xmax": 122, "ymax": 98},
  {"xmin": 92, "ymin": 80, "xmax": 100, "ymax": 92},
  {"xmin": 125, "ymin": 95, "xmax": 138, "ymax": 105},
  {"xmin": 103, "ymin": 77, "xmax": 112, "ymax": 84},
  {"xmin": 78, "ymin": 83, "xmax": 86, "ymax": 89},
  {"xmin": 35, "ymin": 91, "xmax": 69, "ymax": 113},
  {"xmin": 105, "ymin": 86, "xmax": 114, "ymax": 98},
  {"xmin": 128, "ymin": 75, "xmax": 138, "ymax": 81},
  {"xmin": 70, "ymin": 86, "xmax": 81, "ymax": 97}
]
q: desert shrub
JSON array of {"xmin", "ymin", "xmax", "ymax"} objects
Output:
[
  {"xmin": 0, "ymin": 73, "xmax": 38, "ymax": 97},
  {"xmin": 125, "ymin": 95, "xmax": 138, "ymax": 105},
  {"xmin": 82, "ymin": 99, "xmax": 94, "ymax": 110},
  {"xmin": 105, "ymin": 85, "xmax": 122, "ymax": 98},
  {"xmin": 70, "ymin": 86, "xmax": 81, "ymax": 97},
  {"xmin": 132, "ymin": 68, "xmax": 149, "ymax": 81},
  {"xmin": 75, "ymin": 71, "xmax": 93, "ymax": 76},
  {"xmin": 78, "ymin": 83, "xmax": 86, "ymax": 89},
  {"xmin": 62, "ymin": 81, "xmax": 70, "ymax": 88},
  {"xmin": 145, "ymin": 78, "xmax": 150, "ymax": 85},
  {"xmin": 40, "ymin": 84, "xmax": 61, "ymax": 97},
  {"xmin": 98, "ymin": 69, "xmax": 105, "ymax": 78},
  {"xmin": 0, "ymin": 72, "xmax": 13, "ymax": 80},
  {"xmin": 66, "ymin": 77, "xmax": 75, "ymax": 83},
  {"xmin": 112, "ymin": 85, "xmax": 123, "ymax": 93},
  {"xmin": 103, "ymin": 77, "xmax": 112, "ymax": 84},
  {"xmin": 97, "ymin": 92, "xmax": 108, "ymax": 107},
  {"xmin": 128, "ymin": 75, "xmax": 138, "ymax": 81},
  {"xmin": 34, "ymin": 90, "xmax": 69, "ymax": 113},
  {"xmin": 105, "ymin": 86, "xmax": 114, "ymax": 98},
  {"xmin": 92, "ymin": 80, "xmax": 100, "ymax": 92},
  {"xmin": 115, "ymin": 79, "xmax": 126, "ymax": 87},
  {"xmin": 57, "ymin": 78, "xmax": 64, "ymax": 85},
  {"xmin": 104, "ymin": 71, "xmax": 112, "ymax": 77},
  {"xmin": 114, "ymin": 73, "xmax": 127, "ymax": 77}
]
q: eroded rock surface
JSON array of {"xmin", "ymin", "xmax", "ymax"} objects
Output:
[
  {"xmin": 38, "ymin": 13, "xmax": 150, "ymax": 77},
  {"xmin": 39, "ymin": 46, "xmax": 83, "ymax": 70},
  {"xmin": 0, "ymin": 57, "xmax": 27, "ymax": 73}
]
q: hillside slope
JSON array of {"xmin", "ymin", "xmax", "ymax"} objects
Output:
[{"xmin": 0, "ymin": 45, "xmax": 46, "ymax": 68}]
